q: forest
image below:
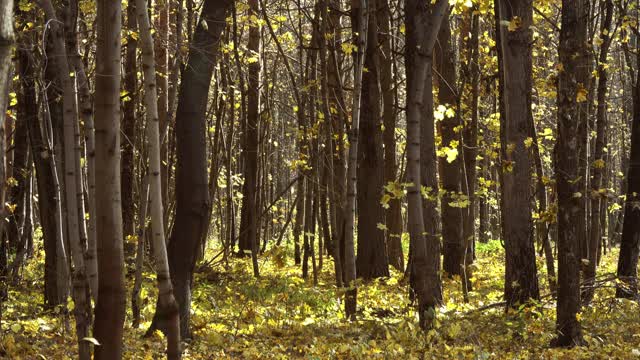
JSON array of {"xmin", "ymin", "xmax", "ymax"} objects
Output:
[{"xmin": 0, "ymin": 0, "xmax": 640, "ymax": 358}]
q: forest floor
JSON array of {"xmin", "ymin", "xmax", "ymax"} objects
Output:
[{"xmin": 1, "ymin": 238, "xmax": 640, "ymax": 359}]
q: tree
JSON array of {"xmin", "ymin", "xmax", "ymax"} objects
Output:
[
  {"xmin": 135, "ymin": 0, "xmax": 181, "ymax": 356},
  {"xmin": 93, "ymin": 0, "xmax": 126, "ymax": 357},
  {"xmin": 37, "ymin": 1, "xmax": 90, "ymax": 356},
  {"xmin": 437, "ymin": 14, "xmax": 466, "ymax": 281},
  {"xmin": 553, "ymin": 0, "xmax": 590, "ymax": 347},
  {"xmin": 343, "ymin": 0, "xmax": 367, "ymax": 319},
  {"xmin": 405, "ymin": 0, "xmax": 448, "ymax": 329},
  {"xmin": 239, "ymin": 0, "xmax": 262, "ymax": 278},
  {"xmin": 496, "ymin": 0, "xmax": 539, "ymax": 308},
  {"xmin": 151, "ymin": 0, "xmax": 233, "ymax": 338},
  {"xmin": 0, "ymin": 0, "xmax": 13, "ymax": 324},
  {"xmin": 615, "ymin": 32, "xmax": 640, "ymax": 300},
  {"xmin": 356, "ymin": 0, "xmax": 389, "ymax": 280}
]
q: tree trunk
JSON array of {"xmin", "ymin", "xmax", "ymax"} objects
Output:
[
  {"xmin": 239, "ymin": 0, "xmax": 261, "ymax": 279},
  {"xmin": 93, "ymin": 0, "xmax": 126, "ymax": 357},
  {"xmin": 38, "ymin": 1, "xmax": 90, "ymax": 357},
  {"xmin": 343, "ymin": 0, "xmax": 367, "ymax": 320},
  {"xmin": 356, "ymin": 0, "xmax": 389, "ymax": 280},
  {"xmin": 154, "ymin": 0, "xmax": 232, "ymax": 338},
  {"xmin": 616, "ymin": 44, "xmax": 640, "ymax": 300},
  {"xmin": 379, "ymin": 0, "xmax": 403, "ymax": 272},
  {"xmin": 437, "ymin": 15, "xmax": 466, "ymax": 280},
  {"xmin": 135, "ymin": 0, "xmax": 182, "ymax": 356},
  {"xmin": 405, "ymin": 0, "xmax": 448, "ymax": 329},
  {"xmin": 496, "ymin": 0, "xmax": 540, "ymax": 308},
  {"xmin": 122, "ymin": 0, "xmax": 138, "ymax": 252},
  {"xmin": 584, "ymin": 0, "xmax": 613, "ymax": 303},
  {"xmin": 0, "ymin": 0, "xmax": 13, "ymax": 324},
  {"xmin": 553, "ymin": 0, "xmax": 590, "ymax": 347}
]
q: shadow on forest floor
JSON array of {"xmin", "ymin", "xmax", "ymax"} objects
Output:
[{"xmin": 1, "ymin": 240, "xmax": 639, "ymax": 359}]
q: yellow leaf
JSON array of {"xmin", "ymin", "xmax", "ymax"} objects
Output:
[
  {"xmin": 576, "ymin": 84, "xmax": 588, "ymax": 102},
  {"xmin": 508, "ymin": 16, "xmax": 522, "ymax": 32}
]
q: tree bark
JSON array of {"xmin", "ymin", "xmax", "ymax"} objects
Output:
[
  {"xmin": 154, "ymin": 0, "xmax": 232, "ymax": 338},
  {"xmin": 239, "ymin": 0, "xmax": 261, "ymax": 279},
  {"xmin": 93, "ymin": 0, "xmax": 126, "ymax": 357},
  {"xmin": 356, "ymin": 0, "xmax": 389, "ymax": 280},
  {"xmin": 496, "ymin": 0, "xmax": 540, "ymax": 308},
  {"xmin": 616, "ymin": 39, "xmax": 640, "ymax": 300},
  {"xmin": 0, "ymin": 0, "xmax": 13, "ymax": 324},
  {"xmin": 553, "ymin": 0, "xmax": 590, "ymax": 347},
  {"xmin": 405, "ymin": 0, "xmax": 448, "ymax": 329},
  {"xmin": 135, "ymin": 0, "xmax": 182, "ymax": 355},
  {"xmin": 584, "ymin": 0, "xmax": 613, "ymax": 303},
  {"xmin": 38, "ymin": 1, "xmax": 90, "ymax": 357},
  {"xmin": 122, "ymin": 0, "xmax": 138, "ymax": 250},
  {"xmin": 343, "ymin": 0, "xmax": 367, "ymax": 320},
  {"xmin": 379, "ymin": 0, "xmax": 403, "ymax": 271},
  {"xmin": 437, "ymin": 15, "xmax": 466, "ymax": 281}
]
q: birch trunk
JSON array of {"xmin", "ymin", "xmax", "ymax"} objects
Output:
[{"xmin": 135, "ymin": 0, "xmax": 182, "ymax": 356}]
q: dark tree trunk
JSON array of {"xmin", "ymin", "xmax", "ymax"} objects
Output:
[
  {"xmin": 121, "ymin": 0, "xmax": 138, "ymax": 247},
  {"xmin": 436, "ymin": 16, "xmax": 465, "ymax": 279},
  {"xmin": 553, "ymin": 0, "xmax": 590, "ymax": 347},
  {"xmin": 239, "ymin": 0, "xmax": 261, "ymax": 269},
  {"xmin": 405, "ymin": 0, "xmax": 448, "ymax": 329},
  {"xmin": 616, "ymin": 44, "xmax": 640, "ymax": 300},
  {"xmin": 93, "ymin": 0, "xmax": 126, "ymax": 357},
  {"xmin": 379, "ymin": 0, "xmax": 403, "ymax": 272},
  {"xmin": 356, "ymin": 0, "xmax": 389, "ymax": 280},
  {"xmin": 584, "ymin": 0, "xmax": 613, "ymax": 303},
  {"xmin": 156, "ymin": 0, "xmax": 232, "ymax": 338},
  {"xmin": 496, "ymin": 0, "xmax": 539, "ymax": 308}
]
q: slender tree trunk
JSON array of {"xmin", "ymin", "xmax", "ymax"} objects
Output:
[
  {"xmin": 496, "ymin": 0, "xmax": 539, "ymax": 308},
  {"xmin": 584, "ymin": 0, "xmax": 613, "ymax": 303},
  {"xmin": 437, "ymin": 15, "xmax": 466, "ymax": 282},
  {"xmin": 239, "ymin": 0, "xmax": 261, "ymax": 279},
  {"xmin": 131, "ymin": 177, "xmax": 149, "ymax": 328},
  {"xmin": 616, "ymin": 46, "xmax": 640, "ymax": 300},
  {"xmin": 379, "ymin": 0, "xmax": 403, "ymax": 271},
  {"xmin": 93, "ymin": 0, "xmax": 126, "ymax": 357},
  {"xmin": 343, "ymin": 0, "xmax": 367, "ymax": 320},
  {"xmin": 135, "ymin": 0, "xmax": 182, "ymax": 356},
  {"xmin": 122, "ymin": 0, "xmax": 138, "ymax": 252},
  {"xmin": 0, "ymin": 0, "xmax": 13, "ymax": 324},
  {"xmin": 553, "ymin": 0, "xmax": 590, "ymax": 347}
]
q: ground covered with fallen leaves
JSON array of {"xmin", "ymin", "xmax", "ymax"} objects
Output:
[{"xmin": 2, "ymin": 239, "xmax": 640, "ymax": 359}]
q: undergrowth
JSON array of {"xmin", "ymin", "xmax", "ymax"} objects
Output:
[{"xmin": 1, "ymin": 239, "xmax": 639, "ymax": 359}]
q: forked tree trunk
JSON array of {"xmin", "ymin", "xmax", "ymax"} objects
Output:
[
  {"xmin": 405, "ymin": 0, "xmax": 448, "ymax": 330},
  {"xmin": 93, "ymin": 0, "xmax": 126, "ymax": 357},
  {"xmin": 496, "ymin": 0, "xmax": 539, "ymax": 308},
  {"xmin": 553, "ymin": 0, "xmax": 590, "ymax": 347},
  {"xmin": 135, "ymin": 0, "xmax": 182, "ymax": 357},
  {"xmin": 38, "ymin": 1, "xmax": 90, "ymax": 357}
]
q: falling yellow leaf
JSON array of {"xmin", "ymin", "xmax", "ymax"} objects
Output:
[{"xmin": 576, "ymin": 84, "xmax": 588, "ymax": 102}]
